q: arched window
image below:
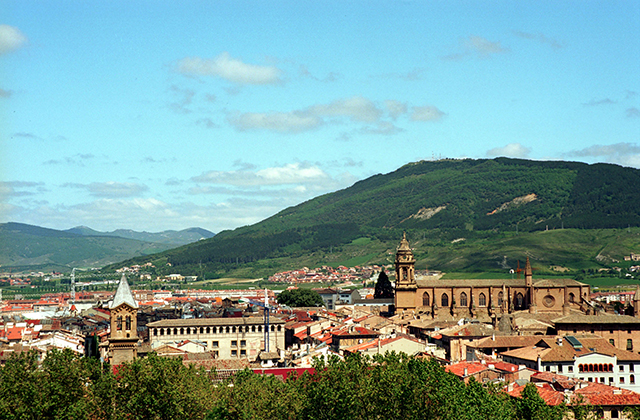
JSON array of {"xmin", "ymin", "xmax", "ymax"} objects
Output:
[
  {"xmin": 422, "ymin": 292, "xmax": 430, "ymax": 307},
  {"xmin": 611, "ymin": 409, "xmax": 619, "ymax": 419},
  {"xmin": 498, "ymin": 292, "xmax": 504, "ymax": 306},
  {"xmin": 200, "ymin": 327, "xmax": 204, "ymax": 334},
  {"xmin": 206, "ymin": 327, "xmax": 211, "ymax": 334},
  {"xmin": 516, "ymin": 293, "xmax": 524, "ymax": 308},
  {"xmin": 271, "ymin": 325, "xmax": 275, "ymax": 332},
  {"xmin": 569, "ymin": 293, "xmax": 575, "ymax": 303},
  {"xmin": 173, "ymin": 328, "xmax": 177, "ymax": 335},
  {"xmin": 116, "ymin": 316, "xmax": 123, "ymax": 330},
  {"xmin": 252, "ymin": 325, "xmax": 256, "ymax": 332},
  {"xmin": 479, "ymin": 293, "xmax": 486, "ymax": 307},
  {"xmin": 628, "ymin": 339, "xmax": 634, "ymax": 351},
  {"xmin": 232, "ymin": 326, "xmax": 236, "ymax": 333},
  {"xmin": 441, "ymin": 293, "xmax": 449, "ymax": 307},
  {"xmin": 180, "ymin": 328, "xmax": 184, "ymax": 335},
  {"xmin": 633, "ymin": 375, "xmax": 637, "ymax": 384},
  {"xmin": 460, "ymin": 292, "xmax": 468, "ymax": 307},
  {"xmin": 125, "ymin": 316, "xmax": 131, "ymax": 331},
  {"xmin": 258, "ymin": 325, "xmax": 262, "ymax": 332}
]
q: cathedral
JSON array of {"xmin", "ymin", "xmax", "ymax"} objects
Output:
[{"xmin": 394, "ymin": 234, "xmax": 591, "ymax": 319}]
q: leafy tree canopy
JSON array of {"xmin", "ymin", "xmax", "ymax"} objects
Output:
[{"xmin": 276, "ymin": 288, "xmax": 324, "ymax": 307}]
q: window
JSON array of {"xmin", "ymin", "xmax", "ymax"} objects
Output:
[
  {"xmin": 569, "ymin": 293, "xmax": 575, "ymax": 303},
  {"xmin": 460, "ymin": 292, "xmax": 468, "ymax": 307},
  {"xmin": 498, "ymin": 292, "xmax": 503, "ymax": 307},
  {"xmin": 610, "ymin": 339, "xmax": 616, "ymax": 346},
  {"xmin": 600, "ymin": 377, "xmax": 605, "ymax": 383},
  {"xmin": 240, "ymin": 349, "xmax": 247, "ymax": 357},
  {"xmin": 620, "ymin": 377, "xmax": 625, "ymax": 384},
  {"xmin": 568, "ymin": 366, "xmax": 573, "ymax": 372},
  {"xmin": 631, "ymin": 365, "xmax": 635, "ymax": 372},
  {"xmin": 116, "ymin": 316, "xmax": 122, "ymax": 331},
  {"xmin": 212, "ymin": 350, "xmax": 219, "ymax": 358},
  {"xmin": 628, "ymin": 339, "xmax": 634, "ymax": 351},
  {"xmin": 212, "ymin": 341, "xmax": 219, "ymax": 348},
  {"xmin": 206, "ymin": 327, "xmax": 210, "ymax": 334},
  {"xmin": 240, "ymin": 340, "xmax": 246, "ymax": 347},
  {"xmin": 631, "ymin": 375, "xmax": 636, "ymax": 384},
  {"xmin": 620, "ymin": 366, "xmax": 625, "ymax": 372},
  {"xmin": 612, "ymin": 409, "xmax": 619, "ymax": 419},
  {"xmin": 125, "ymin": 316, "xmax": 131, "ymax": 331},
  {"xmin": 231, "ymin": 350, "xmax": 237, "ymax": 357},
  {"xmin": 441, "ymin": 293, "xmax": 449, "ymax": 307},
  {"xmin": 546, "ymin": 366, "xmax": 551, "ymax": 372},
  {"xmin": 231, "ymin": 340, "xmax": 237, "ymax": 347},
  {"xmin": 479, "ymin": 293, "xmax": 486, "ymax": 307},
  {"xmin": 515, "ymin": 293, "xmax": 523, "ymax": 308},
  {"xmin": 422, "ymin": 292, "xmax": 430, "ymax": 307},
  {"xmin": 277, "ymin": 325, "xmax": 281, "ymax": 332}
]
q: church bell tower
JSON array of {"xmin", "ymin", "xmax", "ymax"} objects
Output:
[
  {"xmin": 395, "ymin": 233, "xmax": 417, "ymax": 311},
  {"xmin": 108, "ymin": 274, "xmax": 139, "ymax": 365}
]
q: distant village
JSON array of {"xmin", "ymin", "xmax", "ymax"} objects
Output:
[{"xmin": 3, "ymin": 243, "xmax": 640, "ymax": 417}]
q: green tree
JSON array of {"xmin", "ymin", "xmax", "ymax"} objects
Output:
[
  {"xmin": 373, "ymin": 270, "xmax": 394, "ymax": 299},
  {"xmin": 276, "ymin": 288, "xmax": 324, "ymax": 307}
]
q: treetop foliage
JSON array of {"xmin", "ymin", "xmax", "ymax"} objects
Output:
[
  {"xmin": 374, "ymin": 270, "xmax": 394, "ymax": 299},
  {"xmin": 0, "ymin": 348, "xmax": 580, "ymax": 420},
  {"xmin": 276, "ymin": 288, "xmax": 324, "ymax": 307}
]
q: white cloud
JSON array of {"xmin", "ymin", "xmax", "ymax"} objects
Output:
[
  {"xmin": 486, "ymin": 143, "xmax": 532, "ymax": 158},
  {"xmin": 227, "ymin": 111, "xmax": 322, "ymax": 133},
  {"xmin": 64, "ymin": 181, "xmax": 148, "ymax": 198},
  {"xmin": 0, "ymin": 25, "xmax": 27, "ymax": 55},
  {"xmin": 568, "ymin": 143, "xmax": 640, "ymax": 168},
  {"xmin": 310, "ymin": 96, "xmax": 382, "ymax": 123},
  {"xmin": 191, "ymin": 162, "xmax": 331, "ymax": 187},
  {"xmin": 384, "ymin": 100, "xmax": 408, "ymax": 119},
  {"xmin": 410, "ymin": 106, "xmax": 445, "ymax": 122},
  {"xmin": 177, "ymin": 52, "xmax": 282, "ymax": 85}
]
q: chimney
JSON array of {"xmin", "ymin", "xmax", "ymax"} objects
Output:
[
  {"xmin": 464, "ymin": 368, "xmax": 468, "ymax": 376},
  {"xmin": 557, "ymin": 337, "xmax": 563, "ymax": 346}
]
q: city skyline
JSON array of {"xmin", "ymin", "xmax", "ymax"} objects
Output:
[{"xmin": 1, "ymin": 1, "xmax": 639, "ymax": 233}]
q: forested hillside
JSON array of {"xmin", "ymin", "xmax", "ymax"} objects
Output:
[{"xmin": 108, "ymin": 158, "xmax": 640, "ymax": 278}]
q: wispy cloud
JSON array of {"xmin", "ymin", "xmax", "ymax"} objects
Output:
[
  {"xmin": 513, "ymin": 31, "xmax": 562, "ymax": 49},
  {"xmin": 191, "ymin": 162, "xmax": 331, "ymax": 187},
  {"xmin": 167, "ymin": 85, "xmax": 195, "ymax": 114},
  {"xmin": 583, "ymin": 98, "xmax": 617, "ymax": 106},
  {"xmin": 0, "ymin": 181, "xmax": 46, "ymax": 198},
  {"xmin": 626, "ymin": 107, "xmax": 640, "ymax": 119},
  {"xmin": 64, "ymin": 181, "xmax": 148, "ymax": 198},
  {"xmin": 227, "ymin": 96, "xmax": 443, "ymax": 134},
  {"xmin": 568, "ymin": 142, "xmax": 640, "ymax": 168},
  {"xmin": 443, "ymin": 35, "xmax": 509, "ymax": 60},
  {"xmin": 43, "ymin": 154, "xmax": 96, "ymax": 166},
  {"xmin": 177, "ymin": 52, "xmax": 282, "ymax": 85},
  {"xmin": 0, "ymin": 25, "xmax": 27, "ymax": 55},
  {"xmin": 410, "ymin": 106, "xmax": 445, "ymax": 122},
  {"xmin": 227, "ymin": 111, "xmax": 322, "ymax": 133},
  {"xmin": 0, "ymin": 88, "xmax": 12, "ymax": 98},
  {"xmin": 298, "ymin": 65, "xmax": 340, "ymax": 82},
  {"xmin": 486, "ymin": 143, "xmax": 532, "ymax": 158}
]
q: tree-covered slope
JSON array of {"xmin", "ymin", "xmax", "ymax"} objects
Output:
[
  {"xmin": 108, "ymin": 158, "xmax": 640, "ymax": 277},
  {"xmin": 0, "ymin": 223, "xmax": 178, "ymax": 271}
]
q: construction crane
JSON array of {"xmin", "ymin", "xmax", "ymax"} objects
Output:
[{"xmin": 239, "ymin": 289, "xmax": 272, "ymax": 353}]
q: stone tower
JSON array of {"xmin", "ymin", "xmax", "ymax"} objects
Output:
[
  {"xmin": 394, "ymin": 232, "xmax": 417, "ymax": 311},
  {"xmin": 108, "ymin": 274, "xmax": 139, "ymax": 365}
]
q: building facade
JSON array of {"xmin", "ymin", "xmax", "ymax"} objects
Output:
[
  {"xmin": 394, "ymin": 235, "xmax": 590, "ymax": 318},
  {"xmin": 147, "ymin": 316, "xmax": 285, "ymax": 361}
]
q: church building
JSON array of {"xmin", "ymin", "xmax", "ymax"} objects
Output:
[
  {"xmin": 394, "ymin": 234, "xmax": 591, "ymax": 319},
  {"xmin": 108, "ymin": 274, "xmax": 139, "ymax": 365}
]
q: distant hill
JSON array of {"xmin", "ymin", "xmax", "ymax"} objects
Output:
[
  {"xmin": 108, "ymin": 158, "xmax": 640, "ymax": 278},
  {"xmin": 65, "ymin": 226, "xmax": 214, "ymax": 245},
  {"xmin": 0, "ymin": 223, "xmax": 214, "ymax": 272}
]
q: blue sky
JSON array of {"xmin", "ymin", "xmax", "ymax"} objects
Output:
[{"xmin": 1, "ymin": 1, "xmax": 639, "ymax": 234}]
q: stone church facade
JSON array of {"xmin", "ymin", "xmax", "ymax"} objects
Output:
[{"xmin": 394, "ymin": 234, "xmax": 591, "ymax": 319}]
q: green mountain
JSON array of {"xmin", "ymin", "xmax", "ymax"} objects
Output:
[
  {"xmin": 102, "ymin": 158, "xmax": 640, "ymax": 278},
  {"xmin": 0, "ymin": 222, "xmax": 191, "ymax": 272},
  {"xmin": 65, "ymin": 226, "xmax": 214, "ymax": 245}
]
